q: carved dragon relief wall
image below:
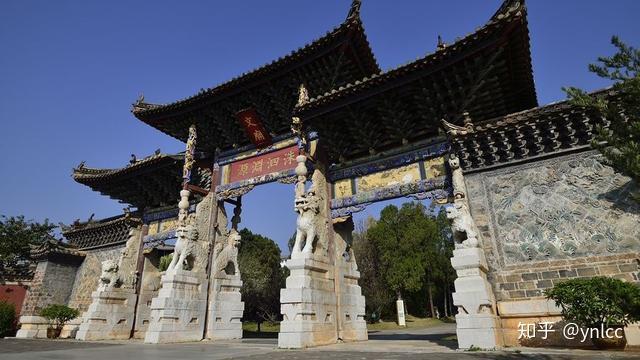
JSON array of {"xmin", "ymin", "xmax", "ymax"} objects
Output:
[{"xmin": 467, "ymin": 151, "xmax": 640, "ymax": 268}]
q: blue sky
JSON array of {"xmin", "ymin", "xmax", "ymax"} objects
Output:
[{"xmin": 1, "ymin": 1, "xmax": 638, "ymax": 253}]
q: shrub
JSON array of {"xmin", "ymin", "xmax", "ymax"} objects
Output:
[
  {"xmin": 39, "ymin": 304, "xmax": 79, "ymax": 330},
  {"xmin": 545, "ymin": 277, "xmax": 640, "ymax": 328},
  {"xmin": 158, "ymin": 254, "xmax": 172, "ymax": 272},
  {"xmin": 0, "ymin": 300, "xmax": 16, "ymax": 337}
]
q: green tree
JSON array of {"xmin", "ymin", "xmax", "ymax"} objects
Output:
[
  {"xmin": 435, "ymin": 208, "xmax": 455, "ymax": 317},
  {"xmin": 564, "ymin": 36, "xmax": 640, "ymax": 187},
  {"xmin": 0, "ymin": 215, "xmax": 56, "ymax": 265},
  {"xmin": 237, "ymin": 228, "xmax": 285, "ymax": 332},
  {"xmin": 367, "ymin": 204, "xmax": 426, "ymax": 304},
  {"xmin": 351, "ymin": 217, "xmax": 393, "ymax": 321}
]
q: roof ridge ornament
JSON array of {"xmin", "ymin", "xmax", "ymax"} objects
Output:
[
  {"xmin": 437, "ymin": 35, "xmax": 447, "ymax": 50},
  {"xmin": 346, "ymin": 0, "xmax": 362, "ymax": 21},
  {"xmin": 297, "ymin": 83, "xmax": 309, "ymax": 106},
  {"xmin": 441, "ymin": 113, "xmax": 475, "ymax": 137},
  {"xmin": 131, "ymin": 93, "xmax": 160, "ymax": 113}
]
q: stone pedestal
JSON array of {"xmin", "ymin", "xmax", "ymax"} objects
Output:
[
  {"xmin": 144, "ymin": 269, "xmax": 208, "ymax": 343},
  {"xmin": 337, "ymin": 263, "xmax": 367, "ymax": 341},
  {"xmin": 60, "ymin": 318, "xmax": 81, "ymax": 339},
  {"xmin": 15, "ymin": 316, "xmax": 49, "ymax": 338},
  {"xmin": 278, "ymin": 257, "xmax": 337, "ymax": 349},
  {"xmin": 76, "ymin": 288, "xmax": 137, "ymax": 340},
  {"xmin": 206, "ymin": 273, "xmax": 244, "ymax": 340},
  {"xmin": 451, "ymin": 247, "xmax": 503, "ymax": 349}
]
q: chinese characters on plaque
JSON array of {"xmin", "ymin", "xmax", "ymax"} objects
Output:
[
  {"xmin": 236, "ymin": 108, "xmax": 272, "ymax": 148},
  {"xmin": 227, "ymin": 145, "xmax": 298, "ymax": 183}
]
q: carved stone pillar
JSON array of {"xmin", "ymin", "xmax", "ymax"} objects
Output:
[
  {"xmin": 333, "ymin": 216, "xmax": 367, "ymax": 342},
  {"xmin": 447, "ymin": 153, "xmax": 503, "ymax": 349},
  {"xmin": 75, "ymin": 227, "xmax": 143, "ymax": 340},
  {"xmin": 279, "ymin": 157, "xmax": 339, "ymax": 348},
  {"xmin": 206, "ymin": 202, "xmax": 244, "ymax": 340},
  {"xmin": 144, "ymin": 191, "xmax": 211, "ymax": 343}
]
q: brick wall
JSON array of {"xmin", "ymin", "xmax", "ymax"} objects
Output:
[
  {"xmin": 493, "ymin": 253, "xmax": 639, "ymax": 300},
  {"xmin": 20, "ymin": 261, "xmax": 80, "ymax": 316}
]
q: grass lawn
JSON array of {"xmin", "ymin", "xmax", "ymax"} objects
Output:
[
  {"xmin": 366, "ymin": 315, "xmax": 448, "ymax": 331},
  {"xmin": 241, "ymin": 315, "xmax": 449, "ymax": 337},
  {"xmin": 242, "ymin": 321, "xmax": 280, "ymax": 338}
]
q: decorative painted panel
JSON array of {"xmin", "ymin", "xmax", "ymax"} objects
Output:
[
  {"xmin": 328, "ymin": 141, "xmax": 451, "ymax": 218},
  {"xmin": 358, "ymin": 163, "xmax": 421, "ymax": 192}
]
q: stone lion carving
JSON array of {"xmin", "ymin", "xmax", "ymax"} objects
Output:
[
  {"xmin": 213, "ymin": 229, "xmax": 241, "ymax": 276},
  {"xmin": 167, "ymin": 218, "xmax": 199, "ymax": 272},
  {"xmin": 98, "ymin": 260, "xmax": 121, "ymax": 290},
  {"xmin": 446, "ymin": 201, "xmax": 479, "ymax": 249},
  {"xmin": 291, "ymin": 187, "xmax": 321, "ymax": 258}
]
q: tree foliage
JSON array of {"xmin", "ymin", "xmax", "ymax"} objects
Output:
[
  {"xmin": 351, "ymin": 217, "xmax": 393, "ymax": 321},
  {"xmin": 545, "ymin": 277, "xmax": 640, "ymax": 328},
  {"xmin": 564, "ymin": 36, "xmax": 640, "ymax": 184},
  {"xmin": 0, "ymin": 300, "xmax": 16, "ymax": 338},
  {"xmin": 237, "ymin": 228, "xmax": 286, "ymax": 328},
  {"xmin": 0, "ymin": 215, "xmax": 56, "ymax": 265},
  {"xmin": 355, "ymin": 202, "xmax": 455, "ymax": 319},
  {"xmin": 39, "ymin": 304, "xmax": 80, "ymax": 330}
]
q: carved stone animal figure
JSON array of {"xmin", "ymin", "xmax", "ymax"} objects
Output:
[
  {"xmin": 167, "ymin": 223, "xmax": 198, "ymax": 272},
  {"xmin": 445, "ymin": 202, "xmax": 479, "ymax": 249},
  {"xmin": 214, "ymin": 229, "xmax": 241, "ymax": 276},
  {"xmin": 98, "ymin": 260, "xmax": 121, "ymax": 290},
  {"xmin": 448, "ymin": 154, "xmax": 467, "ymax": 200},
  {"xmin": 291, "ymin": 189, "xmax": 320, "ymax": 258}
]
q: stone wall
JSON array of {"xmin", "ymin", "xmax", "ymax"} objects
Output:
[
  {"xmin": 67, "ymin": 245, "xmax": 124, "ymax": 313},
  {"xmin": 465, "ymin": 150, "xmax": 640, "ymax": 347},
  {"xmin": 20, "ymin": 261, "xmax": 80, "ymax": 316}
]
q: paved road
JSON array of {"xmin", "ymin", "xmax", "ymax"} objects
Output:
[{"xmin": 1, "ymin": 324, "xmax": 639, "ymax": 360}]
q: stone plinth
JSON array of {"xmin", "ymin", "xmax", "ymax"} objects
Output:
[
  {"xmin": 60, "ymin": 318, "xmax": 81, "ymax": 339},
  {"xmin": 15, "ymin": 316, "xmax": 49, "ymax": 338},
  {"xmin": 75, "ymin": 288, "xmax": 137, "ymax": 340},
  {"xmin": 338, "ymin": 264, "xmax": 367, "ymax": 341},
  {"xmin": 206, "ymin": 273, "xmax": 244, "ymax": 339},
  {"xmin": 451, "ymin": 247, "xmax": 503, "ymax": 349},
  {"xmin": 144, "ymin": 269, "xmax": 208, "ymax": 343},
  {"xmin": 278, "ymin": 257, "xmax": 337, "ymax": 349}
]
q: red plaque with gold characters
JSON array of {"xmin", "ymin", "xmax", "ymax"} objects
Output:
[
  {"xmin": 228, "ymin": 145, "xmax": 298, "ymax": 183},
  {"xmin": 236, "ymin": 108, "xmax": 272, "ymax": 148}
]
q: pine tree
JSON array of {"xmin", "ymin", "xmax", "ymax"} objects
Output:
[{"xmin": 564, "ymin": 36, "xmax": 640, "ymax": 190}]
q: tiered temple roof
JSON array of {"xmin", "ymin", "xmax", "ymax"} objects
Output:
[
  {"xmin": 132, "ymin": 0, "xmax": 379, "ymax": 154},
  {"xmin": 62, "ymin": 214, "xmax": 142, "ymax": 250},
  {"xmin": 72, "ymin": 152, "xmax": 211, "ymax": 209},
  {"xmin": 296, "ymin": 0, "xmax": 536, "ymax": 163}
]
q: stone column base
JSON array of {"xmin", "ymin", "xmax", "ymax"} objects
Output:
[
  {"xmin": 207, "ymin": 274, "xmax": 244, "ymax": 340},
  {"xmin": 338, "ymin": 266, "xmax": 367, "ymax": 342},
  {"xmin": 76, "ymin": 288, "xmax": 137, "ymax": 340},
  {"xmin": 278, "ymin": 257, "xmax": 337, "ymax": 349},
  {"xmin": 60, "ymin": 318, "xmax": 81, "ymax": 339},
  {"xmin": 455, "ymin": 313, "xmax": 502, "ymax": 349},
  {"xmin": 15, "ymin": 316, "xmax": 50, "ymax": 338},
  {"xmin": 451, "ymin": 247, "xmax": 503, "ymax": 350},
  {"xmin": 144, "ymin": 269, "xmax": 208, "ymax": 343}
]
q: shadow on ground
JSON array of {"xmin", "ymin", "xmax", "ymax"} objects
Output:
[{"xmin": 0, "ymin": 338, "xmax": 121, "ymax": 354}]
